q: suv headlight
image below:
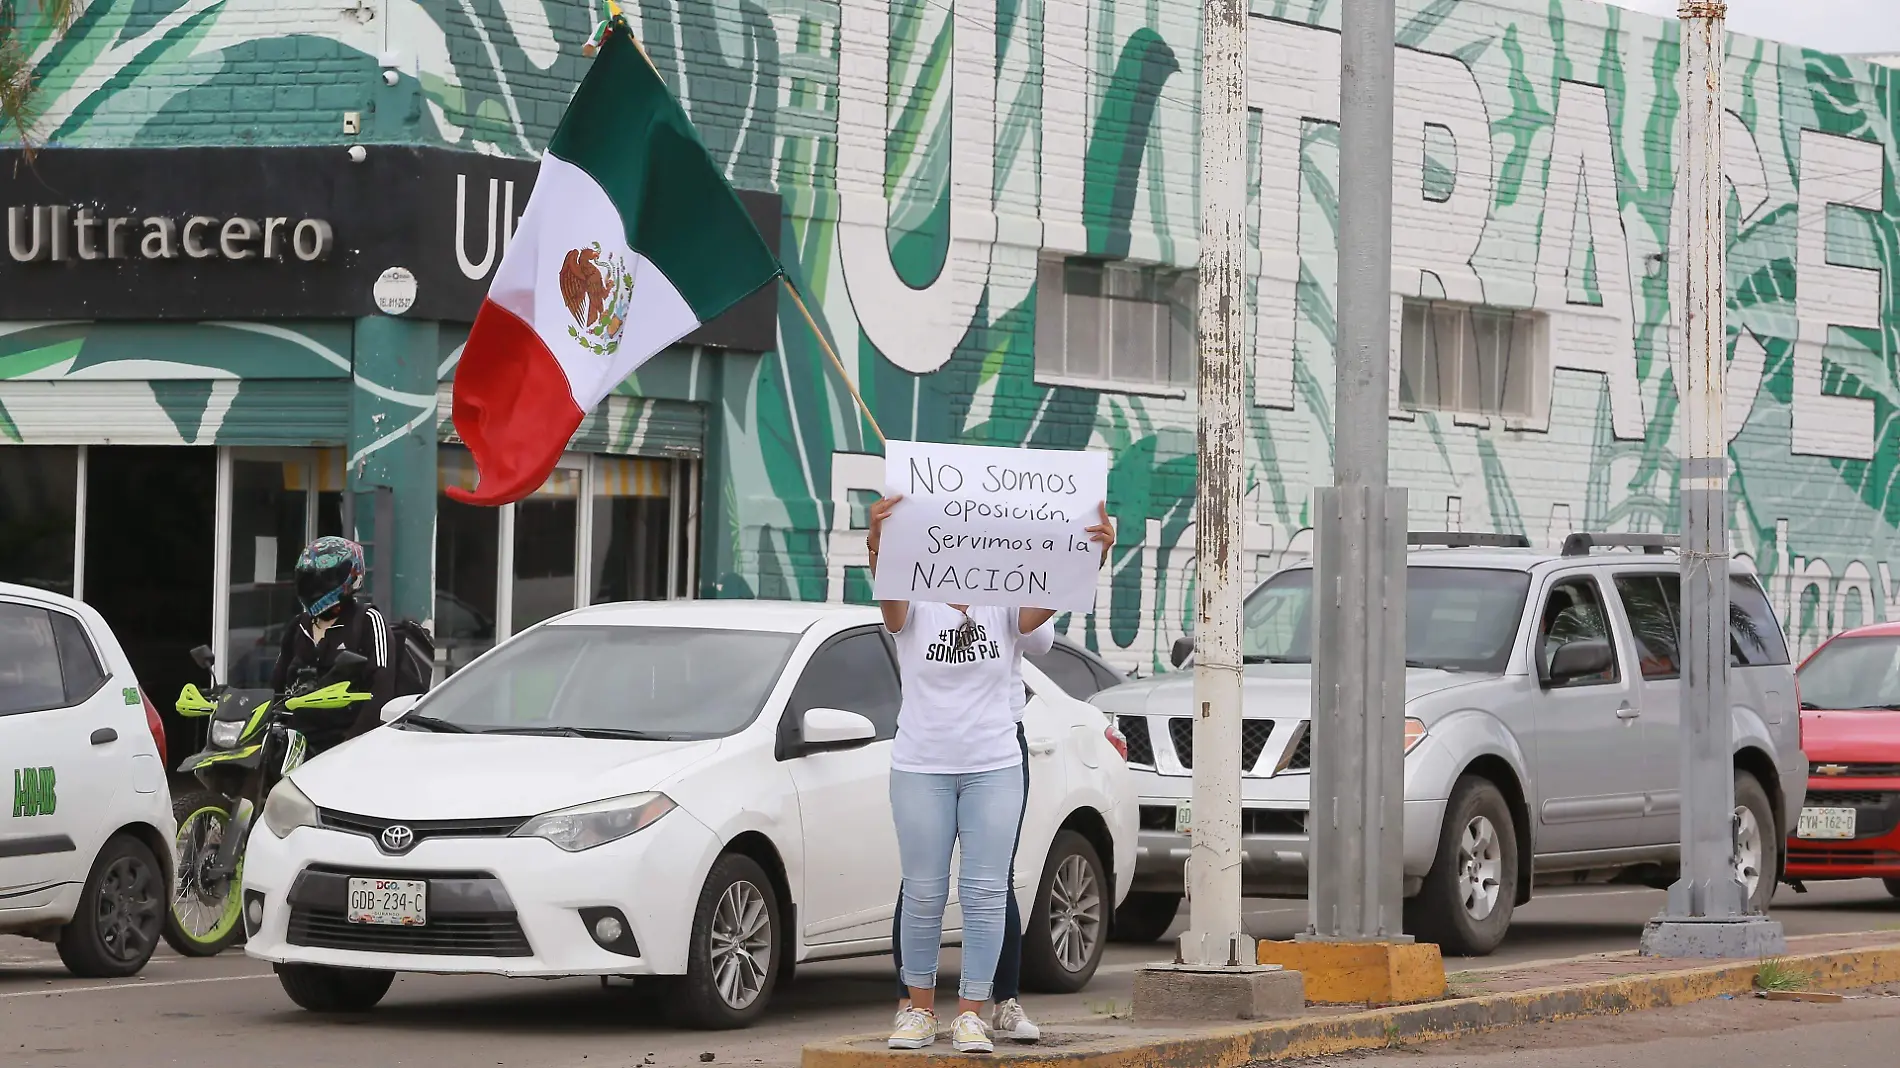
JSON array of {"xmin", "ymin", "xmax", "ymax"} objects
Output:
[
  {"xmin": 511, "ymin": 793, "xmax": 676, "ymax": 852},
  {"xmin": 209, "ymin": 718, "xmax": 246, "ymax": 750},
  {"xmin": 261, "ymin": 779, "xmax": 318, "ymax": 838}
]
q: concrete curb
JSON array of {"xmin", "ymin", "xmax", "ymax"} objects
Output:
[{"xmin": 799, "ymin": 943, "xmax": 1900, "ymax": 1067}]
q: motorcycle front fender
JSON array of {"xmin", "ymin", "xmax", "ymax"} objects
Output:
[{"xmin": 177, "ymin": 744, "xmax": 264, "ymax": 776}]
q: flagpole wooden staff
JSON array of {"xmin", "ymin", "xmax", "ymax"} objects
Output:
[{"xmin": 781, "ymin": 275, "xmax": 887, "ymax": 446}]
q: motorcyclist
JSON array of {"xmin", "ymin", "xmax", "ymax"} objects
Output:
[{"xmin": 271, "ymin": 536, "xmax": 396, "ymax": 756}]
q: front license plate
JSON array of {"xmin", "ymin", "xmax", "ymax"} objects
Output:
[
  {"xmin": 1175, "ymin": 800, "xmax": 1192, "ymax": 835},
  {"xmin": 347, "ymin": 878, "xmax": 427, "ymax": 926},
  {"xmin": 1796, "ymin": 806, "xmax": 1857, "ymax": 840}
]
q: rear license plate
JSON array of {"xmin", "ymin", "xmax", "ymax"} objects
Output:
[
  {"xmin": 347, "ymin": 878, "xmax": 427, "ymax": 926},
  {"xmin": 1796, "ymin": 807, "xmax": 1856, "ymax": 840},
  {"xmin": 1175, "ymin": 800, "xmax": 1192, "ymax": 835}
]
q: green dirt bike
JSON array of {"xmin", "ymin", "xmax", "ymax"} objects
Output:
[{"xmin": 163, "ymin": 644, "xmax": 372, "ymax": 957}]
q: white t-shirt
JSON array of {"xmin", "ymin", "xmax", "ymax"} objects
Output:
[
  {"xmin": 890, "ymin": 602, "xmax": 1036, "ymax": 775},
  {"xmin": 1012, "ymin": 618, "xmax": 1056, "ymax": 721}
]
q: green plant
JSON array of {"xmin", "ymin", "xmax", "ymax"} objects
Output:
[
  {"xmin": 0, "ymin": 0, "xmax": 78, "ymax": 152},
  {"xmin": 1754, "ymin": 958, "xmax": 1812, "ymax": 992}
]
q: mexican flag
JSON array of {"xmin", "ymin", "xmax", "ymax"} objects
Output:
[{"xmin": 447, "ymin": 18, "xmax": 781, "ymax": 506}]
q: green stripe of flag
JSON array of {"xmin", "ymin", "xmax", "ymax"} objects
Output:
[{"xmin": 548, "ymin": 24, "xmax": 781, "ymax": 321}]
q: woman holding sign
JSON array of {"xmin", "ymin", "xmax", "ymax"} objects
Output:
[{"xmin": 869, "ymin": 495, "xmax": 1115, "ymax": 1053}]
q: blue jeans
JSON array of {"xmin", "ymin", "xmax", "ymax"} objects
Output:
[
  {"xmin": 889, "ymin": 759, "xmax": 1025, "ymax": 1003},
  {"xmin": 892, "ymin": 724, "xmax": 1028, "ymax": 1001}
]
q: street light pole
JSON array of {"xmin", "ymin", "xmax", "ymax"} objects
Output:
[
  {"xmin": 1639, "ymin": 0, "xmax": 1785, "ymax": 959},
  {"xmin": 1305, "ymin": 0, "xmax": 1409, "ymax": 946},
  {"xmin": 1181, "ymin": 0, "xmax": 1249, "ymax": 970}
]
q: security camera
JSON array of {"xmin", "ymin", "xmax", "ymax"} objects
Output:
[
  {"xmin": 382, "ymin": 69, "xmax": 399, "ymax": 86},
  {"xmin": 348, "ymin": 145, "xmax": 368, "ymax": 163}
]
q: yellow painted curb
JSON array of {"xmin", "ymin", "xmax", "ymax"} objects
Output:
[
  {"xmin": 799, "ymin": 942, "xmax": 1900, "ymax": 1068},
  {"xmin": 1256, "ymin": 939, "xmax": 1446, "ymax": 1005}
]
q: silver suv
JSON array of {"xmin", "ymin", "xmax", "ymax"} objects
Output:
[{"xmin": 1090, "ymin": 532, "xmax": 1807, "ymax": 955}]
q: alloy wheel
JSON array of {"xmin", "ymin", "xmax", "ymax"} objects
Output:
[
  {"xmin": 1733, "ymin": 803, "xmax": 1764, "ymax": 902},
  {"xmin": 709, "ymin": 880, "xmax": 772, "ymax": 1010},
  {"xmin": 1458, "ymin": 815, "xmax": 1504, "ymax": 921},
  {"xmin": 97, "ymin": 854, "xmax": 162, "ymax": 964},
  {"xmin": 1048, "ymin": 853, "xmax": 1104, "ymax": 973}
]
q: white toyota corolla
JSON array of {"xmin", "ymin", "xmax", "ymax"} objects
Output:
[{"xmin": 241, "ymin": 600, "xmax": 1135, "ymax": 1028}]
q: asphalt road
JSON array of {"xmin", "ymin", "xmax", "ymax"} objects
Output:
[{"xmin": 4, "ymin": 880, "xmax": 1897, "ymax": 1068}]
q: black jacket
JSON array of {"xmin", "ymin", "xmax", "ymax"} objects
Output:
[{"xmin": 270, "ymin": 597, "xmax": 397, "ymax": 752}]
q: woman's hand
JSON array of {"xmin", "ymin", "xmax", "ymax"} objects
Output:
[
  {"xmin": 866, "ymin": 494, "xmax": 903, "ymax": 559},
  {"xmin": 1088, "ymin": 501, "xmax": 1116, "ymax": 569}
]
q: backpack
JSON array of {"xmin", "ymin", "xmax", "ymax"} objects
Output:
[{"xmin": 388, "ymin": 617, "xmax": 436, "ymax": 696}]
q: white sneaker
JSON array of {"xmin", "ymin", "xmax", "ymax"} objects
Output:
[
  {"xmin": 992, "ymin": 998, "xmax": 1041, "ymax": 1043},
  {"xmin": 888, "ymin": 1006, "xmax": 938, "ymax": 1049},
  {"xmin": 951, "ymin": 1011, "xmax": 994, "ymax": 1054}
]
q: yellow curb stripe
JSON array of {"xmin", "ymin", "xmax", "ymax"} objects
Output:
[{"xmin": 800, "ymin": 943, "xmax": 1900, "ymax": 1068}]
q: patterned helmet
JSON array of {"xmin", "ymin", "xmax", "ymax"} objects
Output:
[{"xmin": 294, "ymin": 536, "xmax": 366, "ymax": 619}]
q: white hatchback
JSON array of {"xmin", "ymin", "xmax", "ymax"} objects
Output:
[
  {"xmin": 242, "ymin": 600, "xmax": 1136, "ymax": 1027},
  {"xmin": 0, "ymin": 582, "xmax": 176, "ymax": 977}
]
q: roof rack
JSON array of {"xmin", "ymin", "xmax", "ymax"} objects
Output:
[
  {"xmin": 1407, "ymin": 532, "xmax": 1533, "ymax": 549},
  {"xmin": 1561, "ymin": 532, "xmax": 1680, "ymax": 557}
]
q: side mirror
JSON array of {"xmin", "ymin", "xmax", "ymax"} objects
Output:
[
  {"xmin": 1547, "ymin": 639, "xmax": 1614, "ymax": 685},
  {"xmin": 800, "ymin": 707, "xmax": 877, "ymax": 752},
  {"xmin": 1170, "ymin": 634, "xmax": 1195, "ymax": 669},
  {"xmin": 379, "ymin": 693, "xmax": 423, "ymax": 724},
  {"xmin": 190, "ymin": 645, "xmax": 215, "ymax": 670}
]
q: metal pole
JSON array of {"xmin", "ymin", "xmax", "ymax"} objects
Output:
[
  {"xmin": 1307, "ymin": 0, "xmax": 1408, "ymax": 943},
  {"xmin": 1640, "ymin": 0, "xmax": 1784, "ymax": 959},
  {"xmin": 1182, "ymin": 0, "xmax": 1249, "ymax": 967}
]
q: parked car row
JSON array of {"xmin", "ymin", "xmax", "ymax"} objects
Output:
[{"xmin": 6, "ymin": 531, "xmax": 1898, "ymax": 1024}]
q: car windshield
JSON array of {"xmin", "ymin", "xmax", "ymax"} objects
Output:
[
  {"xmin": 409, "ymin": 625, "xmax": 799, "ymax": 738},
  {"xmin": 1243, "ymin": 566, "xmax": 1532, "ymax": 673},
  {"xmin": 1797, "ymin": 635, "xmax": 1900, "ymax": 711}
]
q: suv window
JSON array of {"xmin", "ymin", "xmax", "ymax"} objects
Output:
[
  {"xmin": 1243, "ymin": 566, "xmax": 1531, "ymax": 673},
  {"xmin": 0, "ymin": 601, "xmax": 68, "ymax": 715},
  {"xmin": 1613, "ymin": 574, "xmax": 1680, "ymax": 679},
  {"xmin": 789, "ymin": 629, "xmax": 903, "ymax": 740},
  {"xmin": 1028, "ymin": 644, "xmax": 1101, "ymax": 699},
  {"xmin": 1730, "ymin": 575, "xmax": 1791, "ymax": 666},
  {"xmin": 50, "ymin": 610, "xmax": 107, "ymax": 704},
  {"xmin": 1536, "ymin": 577, "xmax": 1620, "ymax": 686}
]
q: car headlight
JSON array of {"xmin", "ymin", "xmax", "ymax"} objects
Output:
[
  {"xmin": 261, "ymin": 779, "xmax": 319, "ymax": 839},
  {"xmin": 511, "ymin": 793, "xmax": 676, "ymax": 852},
  {"xmin": 209, "ymin": 718, "xmax": 245, "ymax": 749},
  {"xmin": 1403, "ymin": 717, "xmax": 1428, "ymax": 754}
]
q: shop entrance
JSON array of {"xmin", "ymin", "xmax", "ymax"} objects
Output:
[{"xmin": 84, "ymin": 446, "xmax": 216, "ymax": 763}]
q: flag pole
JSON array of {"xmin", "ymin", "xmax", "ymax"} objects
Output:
[{"xmin": 782, "ymin": 276, "xmax": 887, "ymax": 445}]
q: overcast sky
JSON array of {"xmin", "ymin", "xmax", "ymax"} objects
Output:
[{"xmin": 1601, "ymin": 0, "xmax": 1900, "ymax": 55}]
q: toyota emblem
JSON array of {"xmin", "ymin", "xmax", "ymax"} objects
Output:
[{"xmin": 380, "ymin": 825, "xmax": 416, "ymax": 853}]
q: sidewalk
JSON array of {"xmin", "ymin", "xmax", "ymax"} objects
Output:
[{"xmin": 800, "ymin": 930, "xmax": 1900, "ymax": 1067}]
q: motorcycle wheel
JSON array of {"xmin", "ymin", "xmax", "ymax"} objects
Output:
[{"xmin": 163, "ymin": 790, "xmax": 246, "ymax": 957}]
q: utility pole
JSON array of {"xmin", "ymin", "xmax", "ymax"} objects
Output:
[
  {"xmin": 1640, "ymin": 0, "xmax": 1786, "ymax": 959},
  {"xmin": 1304, "ymin": 0, "xmax": 1409, "ymax": 947},
  {"xmin": 1180, "ymin": 0, "xmax": 1249, "ymax": 971}
]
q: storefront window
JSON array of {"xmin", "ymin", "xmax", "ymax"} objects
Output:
[
  {"xmin": 514, "ymin": 467, "xmax": 580, "ymax": 634},
  {"xmin": 227, "ymin": 459, "xmax": 314, "ymax": 687},
  {"xmin": 0, "ymin": 446, "xmax": 78, "ymax": 595},
  {"xmin": 437, "ymin": 446, "xmax": 499, "ymax": 676},
  {"xmin": 591, "ymin": 457, "xmax": 671, "ymax": 603}
]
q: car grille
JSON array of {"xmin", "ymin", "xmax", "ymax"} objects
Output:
[
  {"xmin": 287, "ymin": 907, "xmax": 533, "ymax": 957},
  {"xmin": 1813, "ymin": 762, "xmax": 1900, "ymax": 778},
  {"xmin": 318, "ymin": 809, "xmax": 527, "ymax": 850},
  {"xmin": 1137, "ymin": 805, "xmax": 1304, "ymax": 835},
  {"xmin": 1164, "ymin": 718, "xmax": 1275, "ymax": 772},
  {"xmin": 1283, "ymin": 723, "xmax": 1312, "ymax": 771},
  {"xmin": 1803, "ymin": 789, "xmax": 1900, "ymax": 839},
  {"xmin": 1118, "ymin": 716, "xmax": 1155, "ymax": 767}
]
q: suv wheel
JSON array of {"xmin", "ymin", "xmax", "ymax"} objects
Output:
[
  {"xmin": 1733, "ymin": 770, "xmax": 1777, "ymax": 914},
  {"xmin": 1110, "ymin": 891, "xmax": 1181, "ymax": 944},
  {"xmin": 1407, "ymin": 776, "xmax": 1517, "ymax": 956}
]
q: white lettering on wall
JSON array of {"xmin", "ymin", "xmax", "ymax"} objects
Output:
[{"xmin": 1792, "ymin": 130, "xmax": 1881, "ymax": 460}]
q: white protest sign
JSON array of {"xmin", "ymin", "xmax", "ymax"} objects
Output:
[{"xmin": 873, "ymin": 441, "xmax": 1109, "ymax": 612}]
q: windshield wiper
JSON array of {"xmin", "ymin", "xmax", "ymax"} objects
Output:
[
  {"xmin": 1243, "ymin": 654, "xmax": 1311, "ymax": 664},
  {"xmin": 1406, "ymin": 659, "xmax": 1464, "ymax": 672},
  {"xmin": 481, "ymin": 725, "xmax": 675, "ymax": 740},
  {"xmin": 396, "ymin": 714, "xmax": 471, "ymax": 734},
  {"xmin": 1849, "ymin": 704, "xmax": 1900, "ymax": 711}
]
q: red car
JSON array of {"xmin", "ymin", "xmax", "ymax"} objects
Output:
[{"xmin": 1786, "ymin": 621, "xmax": 1900, "ymax": 899}]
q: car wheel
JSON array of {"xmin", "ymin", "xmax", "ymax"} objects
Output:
[
  {"xmin": 669, "ymin": 853, "xmax": 781, "ymax": 1030},
  {"xmin": 163, "ymin": 790, "xmax": 245, "ymax": 957},
  {"xmin": 1406, "ymin": 776, "xmax": 1517, "ymax": 957},
  {"xmin": 1110, "ymin": 891, "xmax": 1181, "ymax": 944},
  {"xmin": 1884, "ymin": 878, "xmax": 1900, "ymax": 900},
  {"xmin": 56, "ymin": 833, "xmax": 165, "ymax": 979},
  {"xmin": 1021, "ymin": 830, "xmax": 1108, "ymax": 993},
  {"xmin": 275, "ymin": 963, "xmax": 395, "ymax": 1012},
  {"xmin": 1733, "ymin": 770, "xmax": 1777, "ymax": 914}
]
